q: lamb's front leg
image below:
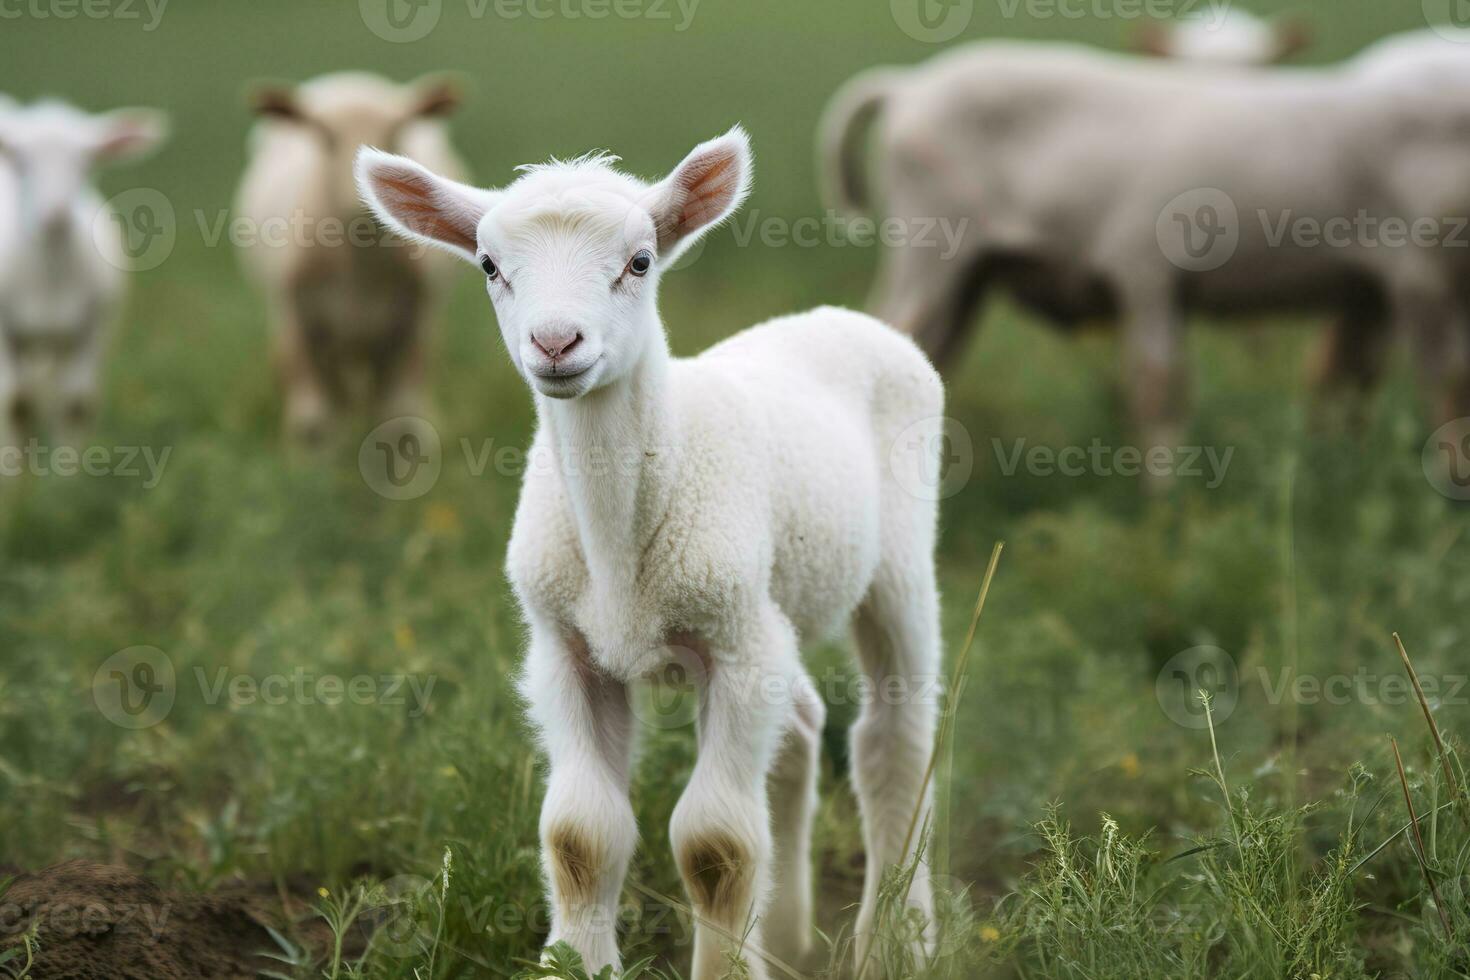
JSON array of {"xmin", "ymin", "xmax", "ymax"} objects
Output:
[
  {"xmin": 671, "ymin": 610, "xmax": 797, "ymax": 980},
  {"xmin": 520, "ymin": 624, "xmax": 638, "ymax": 973}
]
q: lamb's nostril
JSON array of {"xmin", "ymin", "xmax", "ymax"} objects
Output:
[{"xmin": 533, "ymin": 331, "xmax": 583, "ymax": 360}]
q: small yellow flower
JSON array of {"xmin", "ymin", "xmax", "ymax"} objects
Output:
[
  {"xmin": 438, "ymin": 764, "xmax": 458, "ymax": 778},
  {"xmin": 317, "ymin": 887, "xmax": 330, "ymax": 899},
  {"xmin": 980, "ymin": 925, "xmax": 1001, "ymax": 943},
  {"xmin": 394, "ymin": 623, "xmax": 416, "ymax": 653},
  {"xmin": 424, "ymin": 503, "xmax": 462, "ymax": 536},
  {"xmin": 1120, "ymin": 753, "xmax": 1141, "ymax": 779}
]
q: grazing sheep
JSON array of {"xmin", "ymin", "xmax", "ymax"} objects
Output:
[
  {"xmin": 358, "ymin": 128, "xmax": 944, "ymax": 978},
  {"xmin": 0, "ymin": 99, "xmax": 166, "ymax": 450},
  {"xmin": 234, "ymin": 73, "xmax": 467, "ymax": 445},
  {"xmin": 1134, "ymin": 9, "xmax": 1310, "ymax": 66},
  {"xmin": 819, "ymin": 39, "xmax": 1470, "ymax": 449}
]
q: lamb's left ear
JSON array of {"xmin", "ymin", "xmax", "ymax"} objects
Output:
[
  {"xmin": 647, "ymin": 125, "xmax": 752, "ymax": 266},
  {"xmin": 93, "ymin": 109, "xmax": 169, "ymax": 163},
  {"xmin": 356, "ymin": 148, "xmax": 499, "ymax": 262}
]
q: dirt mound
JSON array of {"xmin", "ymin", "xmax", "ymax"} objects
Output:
[{"xmin": 0, "ymin": 861, "xmax": 286, "ymax": 980}]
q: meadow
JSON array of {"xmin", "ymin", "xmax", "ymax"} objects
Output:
[{"xmin": 2, "ymin": 0, "xmax": 1470, "ymax": 976}]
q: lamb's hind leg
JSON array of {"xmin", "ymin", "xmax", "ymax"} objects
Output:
[
  {"xmin": 850, "ymin": 549, "xmax": 942, "ymax": 975},
  {"xmin": 763, "ymin": 670, "xmax": 825, "ymax": 967}
]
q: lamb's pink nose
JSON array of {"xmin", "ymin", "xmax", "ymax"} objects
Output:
[{"xmin": 531, "ymin": 326, "xmax": 583, "ymax": 360}]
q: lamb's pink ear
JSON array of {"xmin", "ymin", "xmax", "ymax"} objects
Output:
[
  {"xmin": 356, "ymin": 148, "xmax": 499, "ymax": 262},
  {"xmin": 647, "ymin": 125, "xmax": 752, "ymax": 267},
  {"xmin": 93, "ymin": 108, "xmax": 168, "ymax": 163},
  {"xmin": 1132, "ymin": 21, "xmax": 1173, "ymax": 58},
  {"xmin": 1273, "ymin": 18, "xmax": 1312, "ymax": 61}
]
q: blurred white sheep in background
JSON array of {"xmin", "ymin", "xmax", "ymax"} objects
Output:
[
  {"xmin": 1134, "ymin": 8, "xmax": 1311, "ymax": 66},
  {"xmin": 234, "ymin": 72, "xmax": 467, "ymax": 447},
  {"xmin": 0, "ymin": 98, "xmax": 166, "ymax": 450}
]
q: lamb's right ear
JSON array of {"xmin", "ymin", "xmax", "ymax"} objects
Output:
[{"xmin": 356, "ymin": 148, "xmax": 499, "ymax": 262}]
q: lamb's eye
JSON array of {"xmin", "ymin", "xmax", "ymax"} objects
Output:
[
  {"xmin": 629, "ymin": 250, "xmax": 652, "ymax": 277},
  {"xmin": 480, "ymin": 255, "xmax": 498, "ymax": 280}
]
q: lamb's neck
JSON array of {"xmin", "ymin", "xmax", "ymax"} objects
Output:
[{"xmin": 539, "ymin": 342, "xmax": 678, "ymax": 587}]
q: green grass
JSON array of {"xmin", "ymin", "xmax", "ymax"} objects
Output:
[{"xmin": 3, "ymin": 0, "xmax": 1470, "ymax": 976}]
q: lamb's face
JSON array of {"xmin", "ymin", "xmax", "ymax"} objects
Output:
[
  {"xmin": 474, "ymin": 172, "xmax": 662, "ymax": 400},
  {"xmin": 0, "ymin": 102, "xmax": 166, "ymax": 239},
  {"xmin": 357, "ymin": 126, "xmax": 752, "ymax": 400}
]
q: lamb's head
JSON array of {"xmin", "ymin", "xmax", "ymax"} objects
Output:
[
  {"xmin": 251, "ymin": 73, "xmax": 461, "ymax": 214},
  {"xmin": 1135, "ymin": 11, "xmax": 1310, "ymax": 66},
  {"xmin": 357, "ymin": 126, "xmax": 751, "ymax": 400},
  {"xmin": 0, "ymin": 100, "xmax": 166, "ymax": 240}
]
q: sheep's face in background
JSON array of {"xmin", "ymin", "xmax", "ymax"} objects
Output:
[
  {"xmin": 251, "ymin": 75, "xmax": 460, "ymax": 216},
  {"xmin": 357, "ymin": 127, "xmax": 752, "ymax": 400},
  {"xmin": 0, "ymin": 101, "xmax": 165, "ymax": 242}
]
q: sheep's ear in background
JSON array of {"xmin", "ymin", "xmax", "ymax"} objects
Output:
[
  {"xmin": 1273, "ymin": 18, "xmax": 1312, "ymax": 61},
  {"xmin": 1132, "ymin": 21, "xmax": 1173, "ymax": 58},
  {"xmin": 249, "ymin": 84, "xmax": 305, "ymax": 122},
  {"xmin": 356, "ymin": 148, "xmax": 498, "ymax": 262},
  {"xmin": 93, "ymin": 108, "xmax": 168, "ymax": 163},
  {"xmin": 408, "ymin": 74, "xmax": 463, "ymax": 118},
  {"xmin": 646, "ymin": 125, "xmax": 752, "ymax": 269}
]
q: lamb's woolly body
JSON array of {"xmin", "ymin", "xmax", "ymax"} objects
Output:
[
  {"xmin": 508, "ymin": 306, "xmax": 940, "ymax": 678},
  {"xmin": 357, "ymin": 128, "xmax": 943, "ymax": 979}
]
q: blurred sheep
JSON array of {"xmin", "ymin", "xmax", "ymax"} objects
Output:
[
  {"xmin": 0, "ymin": 98, "xmax": 167, "ymax": 449},
  {"xmin": 234, "ymin": 73, "xmax": 467, "ymax": 446},
  {"xmin": 1134, "ymin": 9, "xmax": 1311, "ymax": 66},
  {"xmin": 820, "ymin": 35, "xmax": 1470, "ymax": 449}
]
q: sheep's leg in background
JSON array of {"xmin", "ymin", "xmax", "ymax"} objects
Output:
[
  {"xmin": 868, "ymin": 240, "xmax": 986, "ymax": 375},
  {"xmin": 370, "ymin": 299, "xmax": 430, "ymax": 427},
  {"xmin": 762, "ymin": 670, "xmax": 824, "ymax": 967},
  {"xmin": 1394, "ymin": 279, "xmax": 1470, "ymax": 426},
  {"xmin": 672, "ymin": 609, "xmax": 797, "ymax": 980},
  {"xmin": 0, "ymin": 334, "xmax": 18, "ymax": 453},
  {"xmin": 850, "ymin": 540, "xmax": 941, "ymax": 976},
  {"xmin": 521, "ymin": 623, "xmax": 637, "ymax": 974},
  {"xmin": 272, "ymin": 306, "xmax": 335, "ymax": 447},
  {"xmin": 55, "ymin": 323, "xmax": 105, "ymax": 448},
  {"xmin": 1118, "ymin": 278, "xmax": 1189, "ymax": 462}
]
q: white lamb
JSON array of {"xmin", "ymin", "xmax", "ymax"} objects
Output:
[
  {"xmin": 0, "ymin": 99, "xmax": 166, "ymax": 448},
  {"xmin": 357, "ymin": 128, "xmax": 945, "ymax": 978},
  {"xmin": 1134, "ymin": 9, "xmax": 1310, "ymax": 66}
]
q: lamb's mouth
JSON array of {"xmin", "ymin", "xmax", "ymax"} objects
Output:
[{"xmin": 529, "ymin": 356, "xmax": 601, "ymax": 392}]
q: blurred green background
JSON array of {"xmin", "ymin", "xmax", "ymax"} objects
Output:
[{"xmin": 2, "ymin": 0, "xmax": 1469, "ymax": 976}]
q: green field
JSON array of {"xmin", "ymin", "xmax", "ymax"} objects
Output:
[{"xmin": 3, "ymin": 0, "xmax": 1470, "ymax": 976}]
